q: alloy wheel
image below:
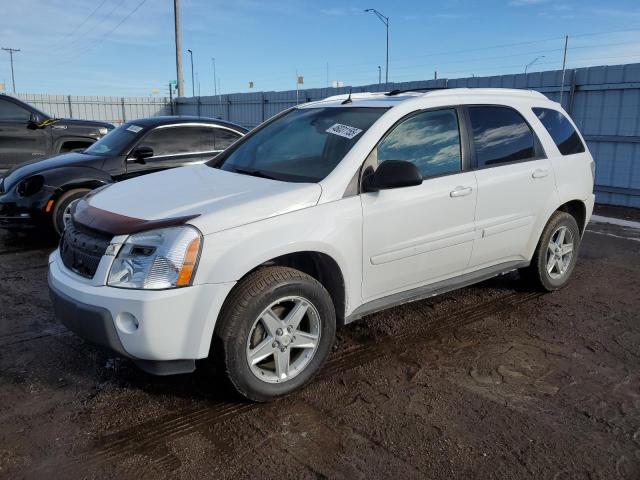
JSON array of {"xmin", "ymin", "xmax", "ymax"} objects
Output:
[
  {"xmin": 546, "ymin": 225, "xmax": 574, "ymax": 280},
  {"xmin": 245, "ymin": 296, "xmax": 321, "ymax": 383}
]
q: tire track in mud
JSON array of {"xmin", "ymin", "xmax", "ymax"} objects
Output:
[
  {"xmin": 0, "ymin": 246, "xmax": 54, "ymax": 257},
  {"xmin": 34, "ymin": 289, "xmax": 543, "ymax": 476}
]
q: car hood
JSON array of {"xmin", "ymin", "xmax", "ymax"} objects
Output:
[
  {"xmin": 1, "ymin": 152, "xmax": 107, "ymax": 191},
  {"xmin": 87, "ymin": 165, "xmax": 323, "ymax": 235}
]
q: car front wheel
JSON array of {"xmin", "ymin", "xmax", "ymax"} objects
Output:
[
  {"xmin": 52, "ymin": 188, "xmax": 90, "ymax": 236},
  {"xmin": 213, "ymin": 266, "xmax": 336, "ymax": 402}
]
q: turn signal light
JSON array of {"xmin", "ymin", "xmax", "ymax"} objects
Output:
[{"xmin": 176, "ymin": 237, "xmax": 202, "ymax": 286}]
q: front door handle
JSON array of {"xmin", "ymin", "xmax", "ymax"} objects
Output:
[
  {"xmin": 450, "ymin": 186, "xmax": 473, "ymax": 197},
  {"xmin": 532, "ymin": 168, "xmax": 550, "ymax": 179}
]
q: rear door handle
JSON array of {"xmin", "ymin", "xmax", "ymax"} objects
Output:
[
  {"xmin": 532, "ymin": 168, "xmax": 550, "ymax": 179},
  {"xmin": 450, "ymin": 186, "xmax": 473, "ymax": 197}
]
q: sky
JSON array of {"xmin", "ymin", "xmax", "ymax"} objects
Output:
[{"xmin": 1, "ymin": 0, "xmax": 640, "ymax": 97}]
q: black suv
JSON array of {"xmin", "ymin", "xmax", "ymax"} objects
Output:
[
  {"xmin": 0, "ymin": 116, "xmax": 247, "ymax": 235},
  {"xmin": 0, "ymin": 95, "xmax": 114, "ymax": 170}
]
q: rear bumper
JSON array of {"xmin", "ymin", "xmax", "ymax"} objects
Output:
[{"xmin": 48, "ymin": 250, "xmax": 235, "ymax": 374}]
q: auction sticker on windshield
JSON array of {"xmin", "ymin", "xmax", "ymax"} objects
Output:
[
  {"xmin": 126, "ymin": 125, "xmax": 143, "ymax": 133},
  {"xmin": 326, "ymin": 123, "xmax": 363, "ymax": 140}
]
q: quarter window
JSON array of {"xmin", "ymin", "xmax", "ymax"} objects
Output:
[
  {"xmin": 468, "ymin": 106, "xmax": 537, "ymax": 167},
  {"xmin": 533, "ymin": 107, "xmax": 585, "ymax": 156},
  {"xmin": 377, "ymin": 108, "xmax": 462, "ymax": 178}
]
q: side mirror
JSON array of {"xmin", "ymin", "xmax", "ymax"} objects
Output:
[
  {"xmin": 27, "ymin": 113, "xmax": 42, "ymax": 130},
  {"xmin": 362, "ymin": 160, "xmax": 423, "ymax": 192},
  {"xmin": 129, "ymin": 146, "xmax": 154, "ymax": 164}
]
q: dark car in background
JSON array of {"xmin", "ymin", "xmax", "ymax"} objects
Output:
[
  {"xmin": 0, "ymin": 94, "xmax": 114, "ymax": 170},
  {"xmin": 0, "ymin": 116, "xmax": 247, "ymax": 234}
]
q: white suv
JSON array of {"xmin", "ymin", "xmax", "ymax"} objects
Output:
[{"xmin": 48, "ymin": 88, "xmax": 595, "ymax": 401}]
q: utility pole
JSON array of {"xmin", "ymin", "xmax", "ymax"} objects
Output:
[
  {"xmin": 211, "ymin": 57, "xmax": 217, "ymax": 96},
  {"xmin": 2, "ymin": 47, "xmax": 20, "ymax": 93},
  {"xmin": 364, "ymin": 9, "xmax": 389, "ymax": 83},
  {"xmin": 378, "ymin": 66, "xmax": 381, "ymax": 84},
  {"xmin": 173, "ymin": 0, "xmax": 184, "ymax": 97},
  {"xmin": 559, "ymin": 35, "xmax": 569, "ymax": 107},
  {"xmin": 187, "ymin": 49, "xmax": 194, "ymax": 97}
]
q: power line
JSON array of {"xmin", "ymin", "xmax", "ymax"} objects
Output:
[
  {"xmin": 57, "ymin": 0, "xmax": 149, "ymax": 64},
  {"xmin": 50, "ymin": 0, "xmax": 110, "ymax": 49}
]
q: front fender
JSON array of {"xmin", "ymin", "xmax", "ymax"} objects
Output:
[
  {"xmin": 42, "ymin": 166, "xmax": 114, "ymax": 192},
  {"xmin": 194, "ymin": 197, "xmax": 364, "ymax": 317}
]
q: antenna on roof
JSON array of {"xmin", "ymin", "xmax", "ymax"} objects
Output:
[{"xmin": 341, "ymin": 87, "xmax": 353, "ymax": 105}]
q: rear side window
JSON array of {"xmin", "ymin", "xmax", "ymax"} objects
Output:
[
  {"xmin": 141, "ymin": 126, "xmax": 210, "ymax": 156},
  {"xmin": 468, "ymin": 106, "xmax": 537, "ymax": 167},
  {"xmin": 215, "ymin": 129, "xmax": 241, "ymax": 150},
  {"xmin": 377, "ymin": 108, "xmax": 461, "ymax": 178},
  {"xmin": 533, "ymin": 107, "xmax": 585, "ymax": 156}
]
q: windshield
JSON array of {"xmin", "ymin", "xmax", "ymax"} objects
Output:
[
  {"xmin": 213, "ymin": 107, "xmax": 387, "ymax": 182},
  {"xmin": 84, "ymin": 123, "xmax": 144, "ymax": 157}
]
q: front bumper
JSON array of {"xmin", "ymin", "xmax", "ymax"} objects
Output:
[
  {"xmin": 0, "ymin": 188, "xmax": 55, "ymax": 230},
  {"xmin": 48, "ymin": 250, "xmax": 235, "ymax": 374}
]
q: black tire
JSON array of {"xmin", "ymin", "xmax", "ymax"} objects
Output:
[
  {"xmin": 519, "ymin": 211, "xmax": 581, "ymax": 292},
  {"xmin": 213, "ymin": 266, "xmax": 336, "ymax": 402},
  {"xmin": 52, "ymin": 188, "xmax": 90, "ymax": 236}
]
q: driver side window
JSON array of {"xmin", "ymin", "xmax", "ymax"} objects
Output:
[
  {"xmin": 0, "ymin": 99, "xmax": 31, "ymax": 122},
  {"xmin": 377, "ymin": 108, "xmax": 462, "ymax": 178}
]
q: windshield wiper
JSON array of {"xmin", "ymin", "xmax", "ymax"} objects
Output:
[{"xmin": 233, "ymin": 167, "xmax": 278, "ymax": 180}]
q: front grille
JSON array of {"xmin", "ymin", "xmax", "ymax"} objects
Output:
[{"xmin": 60, "ymin": 221, "xmax": 112, "ymax": 278}]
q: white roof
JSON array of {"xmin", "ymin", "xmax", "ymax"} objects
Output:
[{"xmin": 299, "ymin": 88, "xmax": 550, "ymax": 109}]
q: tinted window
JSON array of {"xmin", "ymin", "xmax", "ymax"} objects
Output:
[
  {"xmin": 215, "ymin": 107, "xmax": 387, "ymax": 183},
  {"xmin": 533, "ymin": 107, "xmax": 585, "ymax": 156},
  {"xmin": 469, "ymin": 106, "xmax": 536, "ymax": 167},
  {"xmin": 378, "ymin": 109, "xmax": 461, "ymax": 177},
  {"xmin": 0, "ymin": 99, "xmax": 31, "ymax": 121},
  {"xmin": 215, "ymin": 129, "xmax": 241, "ymax": 150},
  {"xmin": 141, "ymin": 126, "xmax": 206, "ymax": 156}
]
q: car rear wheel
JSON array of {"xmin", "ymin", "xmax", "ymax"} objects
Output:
[
  {"xmin": 52, "ymin": 188, "xmax": 90, "ymax": 236},
  {"xmin": 520, "ymin": 211, "xmax": 581, "ymax": 291},
  {"xmin": 213, "ymin": 266, "xmax": 336, "ymax": 402}
]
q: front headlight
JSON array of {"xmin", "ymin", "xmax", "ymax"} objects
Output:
[
  {"xmin": 107, "ymin": 226, "xmax": 202, "ymax": 290},
  {"xmin": 98, "ymin": 127, "xmax": 109, "ymax": 136},
  {"xmin": 17, "ymin": 175, "xmax": 44, "ymax": 197}
]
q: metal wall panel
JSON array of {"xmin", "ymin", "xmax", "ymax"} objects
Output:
[
  {"xmin": 9, "ymin": 93, "xmax": 171, "ymax": 125},
  {"xmin": 8, "ymin": 62, "xmax": 640, "ymax": 207}
]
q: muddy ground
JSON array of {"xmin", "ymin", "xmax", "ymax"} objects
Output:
[{"xmin": 0, "ymin": 215, "xmax": 639, "ymax": 479}]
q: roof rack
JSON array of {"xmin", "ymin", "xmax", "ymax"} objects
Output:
[{"xmin": 385, "ymin": 87, "xmax": 449, "ymax": 96}]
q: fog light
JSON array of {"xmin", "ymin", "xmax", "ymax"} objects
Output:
[{"xmin": 115, "ymin": 312, "xmax": 139, "ymax": 334}]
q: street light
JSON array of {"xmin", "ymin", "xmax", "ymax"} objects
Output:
[
  {"xmin": 187, "ymin": 48, "xmax": 195, "ymax": 97},
  {"xmin": 525, "ymin": 55, "xmax": 545, "ymax": 74},
  {"xmin": 211, "ymin": 57, "xmax": 217, "ymax": 96},
  {"xmin": 364, "ymin": 8, "xmax": 389, "ymax": 83},
  {"xmin": 378, "ymin": 65, "xmax": 381, "ymax": 84}
]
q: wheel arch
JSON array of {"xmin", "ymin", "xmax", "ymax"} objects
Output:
[
  {"xmin": 256, "ymin": 251, "xmax": 347, "ymax": 327},
  {"xmin": 557, "ymin": 199, "xmax": 587, "ymax": 235},
  {"xmin": 53, "ymin": 136, "xmax": 98, "ymax": 153}
]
